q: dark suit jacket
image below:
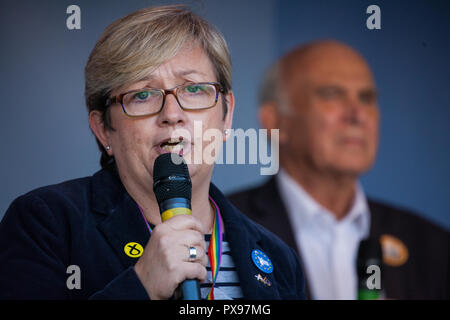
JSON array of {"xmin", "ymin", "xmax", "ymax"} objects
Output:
[
  {"xmin": 228, "ymin": 176, "xmax": 450, "ymax": 299},
  {"xmin": 0, "ymin": 167, "xmax": 305, "ymax": 300}
]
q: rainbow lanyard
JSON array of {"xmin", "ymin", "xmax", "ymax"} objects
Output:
[
  {"xmin": 137, "ymin": 196, "xmax": 223, "ymax": 300},
  {"xmin": 207, "ymin": 196, "xmax": 223, "ymax": 300},
  {"xmin": 138, "ymin": 204, "xmax": 153, "ymax": 235}
]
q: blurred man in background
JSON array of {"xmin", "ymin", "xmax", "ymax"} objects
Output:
[{"xmin": 229, "ymin": 40, "xmax": 449, "ymax": 299}]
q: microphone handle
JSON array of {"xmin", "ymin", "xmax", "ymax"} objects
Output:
[
  {"xmin": 160, "ymin": 198, "xmax": 201, "ymax": 300},
  {"xmin": 182, "ymin": 279, "xmax": 201, "ymax": 300}
]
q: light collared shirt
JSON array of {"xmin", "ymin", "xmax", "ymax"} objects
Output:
[{"xmin": 277, "ymin": 169, "xmax": 370, "ymax": 300}]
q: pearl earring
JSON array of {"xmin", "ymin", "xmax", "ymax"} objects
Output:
[
  {"xmin": 224, "ymin": 129, "xmax": 230, "ymax": 135},
  {"xmin": 105, "ymin": 145, "xmax": 111, "ymax": 151}
]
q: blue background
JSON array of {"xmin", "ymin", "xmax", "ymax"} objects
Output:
[{"xmin": 1, "ymin": 0, "xmax": 449, "ymax": 230}]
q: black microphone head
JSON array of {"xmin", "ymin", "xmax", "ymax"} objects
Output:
[
  {"xmin": 357, "ymin": 238, "xmax": 383, "ymax": 281},
  {"xmin": 153, "ymin": 153, "xmax": 192, "ymax": 204},
  {"xmin": 357, "ymin": 238, "xmax": 382, "ymax": 266}
]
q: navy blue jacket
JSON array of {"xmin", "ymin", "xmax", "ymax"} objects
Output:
[{"xmin": 0, "ymin": 167, "xmax": 305, "ymax": 300}]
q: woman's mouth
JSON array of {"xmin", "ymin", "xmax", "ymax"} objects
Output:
[{"xmin": 158, "ymin": 137, "xmax": 190, "ymax": 155}]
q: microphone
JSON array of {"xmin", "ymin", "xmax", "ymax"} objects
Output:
[
  {"xmin": 357, "ymin": 238, "xmax": 383, "ymax": 300},
  {"xmin": 153, "ymin": 152, "xmax": 201, "ymax": 300}
]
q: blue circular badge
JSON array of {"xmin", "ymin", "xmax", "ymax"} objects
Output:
[{"xmin": 251, "ymin": 249, "xmax": 273, "ymax": 274}]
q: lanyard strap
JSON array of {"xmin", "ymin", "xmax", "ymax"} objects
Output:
[
  {"xmin": 207, "ymin": 195, "xmax": 223, "ymax": 300},
  {"xmin": 138, "ymin": 204, "xmax": 152, "ymax": 235},
  {"xmin": 137, "ymin": 197, "xmax": 223, "ymax": 300}
]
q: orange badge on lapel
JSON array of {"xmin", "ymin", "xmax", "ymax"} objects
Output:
[{"xmin": 380, "ymin": 234, "xmax": 409, "ymax": 267}]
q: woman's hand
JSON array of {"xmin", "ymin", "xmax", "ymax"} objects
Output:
[{"xmin": 134, "ymin": 215, "xmax": 208, "ymax": 300}]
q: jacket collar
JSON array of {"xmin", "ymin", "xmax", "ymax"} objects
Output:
[{"xmin": 91, "ymin": 167, "xmax": 280, "ymax": 299}]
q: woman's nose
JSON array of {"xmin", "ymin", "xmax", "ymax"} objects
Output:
[{"xmin": 156, "ymin": 93, "xmax": 187, "ymax": 126}]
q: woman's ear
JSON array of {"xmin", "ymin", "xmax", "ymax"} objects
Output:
[
  {"xmin": 222, "ymin": 91, "xmax": 235, "ymax": 141},
  {"xmin": 89, "ymin": 110, "xmax": 112, "ymax": 155}
]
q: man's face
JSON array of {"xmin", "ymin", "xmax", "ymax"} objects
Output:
[{"xmin": 280, "ymin": 48, "xmax": 379, "ymax": 178}]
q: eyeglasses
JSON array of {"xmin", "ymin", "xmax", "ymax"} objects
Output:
[{"xmin": 105, "ymin": 82, "xmax": 223, "ymax": 117}]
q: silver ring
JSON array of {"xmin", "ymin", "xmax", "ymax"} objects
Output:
[{"xmin": 189, "ymin": 246, "xmax": 197, "ymax": 261}]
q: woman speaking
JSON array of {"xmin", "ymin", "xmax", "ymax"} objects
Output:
[{"xmin": 0, "ymin": 5, "xmax": 305, "ymax": 300}]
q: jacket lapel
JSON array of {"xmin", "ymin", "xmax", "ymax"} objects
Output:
[
  {"xmin": 250, "ymin": 176, "xmax": 312, "ymax": 299},
  {"xmin": 91, "ymin": 168, "xmax": 150, "ymax": 269},
  {"xmin": 367, "ymin": 200, "xmax": 400, "ymax": 299},
  {"xmin": 210, "ymin": 183, "xmax": 281, "ymax": 299},
  {"xmin": 252, "ymin": 177, "xmax": 299, "ymax": 252}
]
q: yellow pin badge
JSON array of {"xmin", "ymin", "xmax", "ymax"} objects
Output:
[
  {"xmin": 124, "ymin": 242, "xmax": 144, "ymax": 258},
  {"xmin": 380, "ymin": 234, "xmax": 409, "ymax": 267}
]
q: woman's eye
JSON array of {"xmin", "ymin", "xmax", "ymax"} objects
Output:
[
  {"xmin": 185, "ymin": 85, "xmax": 202, "ymax": 93},
  {"xmin": 135, "ymin": 91, "xmax": 150, "ymax": 100}
]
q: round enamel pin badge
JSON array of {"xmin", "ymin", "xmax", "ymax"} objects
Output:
[
  {"xmin": 124, "ymin": 242, "xmax": 144, "ymax": 258},
  {"xmin": 380, "ymin": 234, "xmax": 409, "ymax": 267},
  {"xmin": 251, "ymin": 249, "xmax": 273, "ymax": 274}
]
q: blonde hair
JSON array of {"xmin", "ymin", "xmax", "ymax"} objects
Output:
[{"xmin": 85, "ymin": 5, "xmax": 232, "ymax": 167}]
